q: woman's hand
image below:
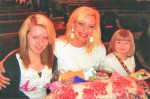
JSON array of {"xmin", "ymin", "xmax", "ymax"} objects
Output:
[{"xmin": 0, "ymin": 62, "xmax": 10, "ymax": 90}]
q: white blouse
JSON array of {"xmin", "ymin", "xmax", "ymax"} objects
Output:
[
  {"xmin": 103, "ymin": 53, "xmax": 135, "ymax": 76},
  {"xmin": 54, "ymin": 39, "xmax": 106, "ymax": 73}
]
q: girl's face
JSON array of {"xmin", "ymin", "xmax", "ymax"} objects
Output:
[
  {"xmin": 27, "ymin": 25, "xmax": 49, "ymax": 55},
  {"xmin": 72, "ymin": 15, "xmax": 95, "ymax": 45},
  {"xmin": 114, "ymin": 39, "xmax": 131, "ymax": 55}
]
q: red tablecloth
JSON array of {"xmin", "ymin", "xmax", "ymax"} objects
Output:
[{"xmin": 45, "ymin": 72, "xmax": 148, "ymax": 99}]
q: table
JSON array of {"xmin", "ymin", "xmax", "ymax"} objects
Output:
[{"xmin": 45, "ymin": 72, "xmax": 148, "ymax": 98}]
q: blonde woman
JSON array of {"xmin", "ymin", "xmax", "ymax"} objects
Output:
[
  {"xmin": 54, "ymin": 6, "xmax": 106, "ymax": 73},
  {"xmin": 0, "ymin": 14, "xmax": 56, "ymax": 98}
]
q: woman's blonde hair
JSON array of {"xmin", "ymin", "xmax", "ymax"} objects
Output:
[
  {"xmin": 65, "ymin": 6, "xmax": 102, "ymax": 54},
  {"xmin": 108, "ymin": 29, "xmax": 135, "ymax": 57},
  {"xmin": 19, "ymin": 14, "xmax": 56, "ymax": 69}
]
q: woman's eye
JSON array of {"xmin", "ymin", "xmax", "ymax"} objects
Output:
[
  {"xmin": 44, "ymin": 37, "xmax": 48, "ymax": 40},
  {"xmin": 33, "ymin": 36, "xmax": 38, "ymax": 39},
  {"xmin": 79, "ymin": 22, "xmax": 84, "ymax": 26},
  {"xmin": 89, "ymin": 25, "xmax": 94, "ymax": 29}
]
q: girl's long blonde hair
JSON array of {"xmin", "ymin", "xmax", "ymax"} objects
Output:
[{"xmin": 19, "ymin": 14, "xmax": 56, "ymax": 69}]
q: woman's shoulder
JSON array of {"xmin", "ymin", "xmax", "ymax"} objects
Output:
[
  {"xmin": 56, "ymin": 35, "xmax": 66, "ymax": 42},
  {"xmin": 95, "ymin": 44, "xmax": 106, "ymax": 51},
  {"xmin": 55, "ymin": 36, "xmax": 66, "ymax": 45},
  {"xmin": 54, "ymin": 37, "xmax": 67, "ymax": 55}
]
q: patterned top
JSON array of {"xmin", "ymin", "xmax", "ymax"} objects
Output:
[{"xmin": 16, "ymin": 54, "xmax": 52, "ymax": 98}]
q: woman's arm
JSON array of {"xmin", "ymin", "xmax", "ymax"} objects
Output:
[{"xmin": 0, "ymin": 48, "xmax": 19, "ymax": 89}]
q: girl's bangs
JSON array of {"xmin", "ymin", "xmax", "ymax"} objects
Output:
[{"xmin": 116, "ymin": 35, "xmax": 131, "ymax": 41}]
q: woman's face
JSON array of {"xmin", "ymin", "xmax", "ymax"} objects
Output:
[
  {"xmin": 114, "ymin": 39, "xmax": 131, "ymax": 55},
  {"xmin": 27, "ymin": 25, "xmax": 49, "ymax": 55},
  {"xmin": 72, "ymin": 15, "xmax": 96, "ymax": 45}
]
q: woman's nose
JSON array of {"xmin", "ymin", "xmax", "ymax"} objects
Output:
[
  {"xmin": 38, "ymin": 38, "xmax": 44, "ymax": 45},
  {"xmin": 83, "ymin": 26, "xmax": 88, "ymax": 32}
]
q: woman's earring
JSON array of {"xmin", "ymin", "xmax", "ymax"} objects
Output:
[
  {"xmin": 71, "ymin": 28, "xmax": 74, "ymax": 38},
  {"xmin": 89, "ymin": 37, "xmax": 93, "ymax": 43},
  {"xmin": 89, "ymin": 30, "xmax": 95, "ymax": 42}
]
